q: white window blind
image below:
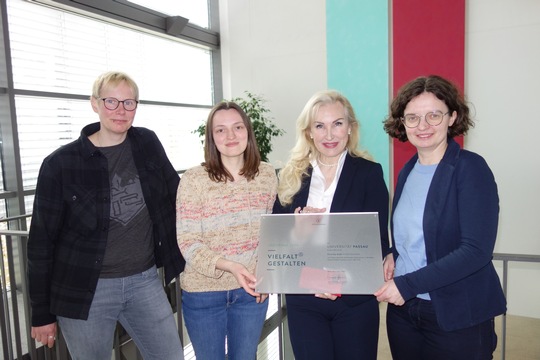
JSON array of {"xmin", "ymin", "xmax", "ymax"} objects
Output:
[
  {"xmin": 8, "ymin": 0, "xmax": 213, "ymax": 104},
  {"xmin": 6, "ymin": 0, "xmax": 213, "ymax": 201},
  {"xmin": 15, "ymin": 96, "xmax": 94, "ymax": 189}
]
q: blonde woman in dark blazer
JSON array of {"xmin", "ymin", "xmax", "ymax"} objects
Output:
[{"xmin": 273, "ymin": 90, "xmax": 389, "ymax": 360}]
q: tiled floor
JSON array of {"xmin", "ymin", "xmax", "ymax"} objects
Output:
[{"xmin": 377, "ymin": 302, "xmax": 540, "ymax": 360}]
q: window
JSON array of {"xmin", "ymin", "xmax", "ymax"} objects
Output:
[
  {"xmin": 6, "ymin": 0, "xmax": 215, "ymax": 194},
  {"xmin": 9, "ymin": 1, "xmax": 214, "ymax": 104},
  {"xmin": 2, "ymin": 0, "xmax": 218, "ymax": 215}
]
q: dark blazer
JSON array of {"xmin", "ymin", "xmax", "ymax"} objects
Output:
[
  {"xmin": 273, "ymin": 153, "xmax": 390, "ymax": 306},
  {"xmin": 392, "ymin": 138, "xmax": 506, "ymax": 331}
]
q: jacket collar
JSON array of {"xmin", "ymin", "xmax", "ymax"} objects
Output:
[
  {"xmin": 299, "ymin": 152, "xmax": 354, "ymax": 210},
  {"xmin": 423, "ymin": 138, "xmax": 461, "ymax": 246},
  {"xmin": 330, "ymin": 153, "xmax": 356, "ymax": 211},
  {"xmin": 393, "ymin": 137, "xmax": 461, "ymax": 216},
  {"xmin": 79, "ymin": 122, "xmax": 135, "ymax": 159},
  {"xmin": 440, "ymin": 137, "xmax": 461, "ymax": 167},
  {"xmin": 399, "ymin": 137, "xmax": 461, "ymax": 178},
  {"xmin": 79, "ymin": 122, "xmax": 101, "ymax": 159}
]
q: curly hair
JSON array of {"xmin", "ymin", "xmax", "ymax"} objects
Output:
[{"xmin": 383, "ymin": 75, "xmax": 474, "ymax": 142}]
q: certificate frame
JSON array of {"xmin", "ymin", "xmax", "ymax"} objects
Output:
[{"xmin": 255, "ymin": 212, "xmax": 384, "ymax": 294}]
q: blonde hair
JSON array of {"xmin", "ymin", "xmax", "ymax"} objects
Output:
[
  {"xmin": 91, "ymin": 71, "xmax": 139, "ymax": 100},
  {"xmin": 277, "ymin": 90, "xmax": 371, "ymax": 205}
]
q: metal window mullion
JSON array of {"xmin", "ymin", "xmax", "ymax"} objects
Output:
[{"xmin": 1, "ymin": 0, "xmax": 27, "ymax": 220}]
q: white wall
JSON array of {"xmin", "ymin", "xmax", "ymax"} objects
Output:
[
  {"xmin": 465, "ymin": 0, "xmax": 540, "ymax": 317},
  {"xmin": 220, "ymin": 0, "xmax": 540, "ymax": 318},
  {"xmin": 219, "ymin": 0, "xmax": 327, "ymax": 168}
]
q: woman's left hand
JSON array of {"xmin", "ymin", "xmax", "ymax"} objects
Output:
[
  {"xmin": 374, "ymin": 280, "xmax": 405, "ymax": 306},
  {"xmin": 383, "ymin": 253, "xmax": 395, "ymax": 281},
  {"xmin": 256, "ymin": 293, "xmax": 269, "ymax": 303},
  {"xmin": 314, "ymin": 293, "xmax": 339, "ymax": 301}
]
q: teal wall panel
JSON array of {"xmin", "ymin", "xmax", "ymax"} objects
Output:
[{"xmin": 326, "ymin": 0, "xmax": 390, "ymax": 187}]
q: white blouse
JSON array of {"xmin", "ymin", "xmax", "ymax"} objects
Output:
[{"xmin": 307, "ymin": 151, "xmax": 347, "ymax": 212}]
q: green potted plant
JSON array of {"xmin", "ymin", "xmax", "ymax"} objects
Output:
[{"xmin": 193, "ymin": 91, "xmax": 285, "ymax": 162}]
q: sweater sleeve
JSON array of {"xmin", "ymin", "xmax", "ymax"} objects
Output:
[{"xmin": 176, "ymin": 168, "xmax": 224, "ymax": 279}]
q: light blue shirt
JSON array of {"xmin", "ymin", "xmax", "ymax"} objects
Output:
[{"xmin": 393, "ymin": 160, "xmax": 437, "ymax": 300}]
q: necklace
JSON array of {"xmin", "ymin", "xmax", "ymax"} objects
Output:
[{"xmin": 317, "ymin": 156, "xmax": 338, "ymax": 167}]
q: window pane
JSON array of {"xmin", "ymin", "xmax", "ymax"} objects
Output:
[
  {"xmin": 7, "ymin": 0, "xmax": 215, "ymax": 191},
  {"xmin": 24, "ymin": 196, "xmax": 34, "ymax": 220},
  {"xmin": 15, "ymin": 96, "xmax": 94, "ymax": 189},
  {"xmin": 135, "ymin": 104, "xmax": 208, "ymax": 171},
  {"xmin": 7, "ymin": 0, "xmax": 213, "ymax": 105}
]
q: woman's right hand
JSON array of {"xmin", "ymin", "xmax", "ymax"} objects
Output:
[
  {"xmin": 292, "ymin": 206, "xmax": 327, "ymax": 243},
  {"xmin": 31, "ymin": 322, "xmax": 57, "ymax": 348},
  {"xmin": 294, "ymin": 206, "xmax": 326, "ymax": 214},
  {"xmin": 217, "ymin": 258, "xmax": 260, "ymax": 297},
  {"xmin": 374, "ymin": 279, "xmax": 405, "ymax": 306}
]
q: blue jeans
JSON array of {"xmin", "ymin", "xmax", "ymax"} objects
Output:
[
  {"xmin": 182, "ymin": 288, "xmax": 268, "ymax": 360},
  {"xmin": 386, "ymin": 298, "xmax": 497, "ymax": 360},
  {"xmin": 58, "ymin": 266, "xmax": 183, "ymax": 360}
]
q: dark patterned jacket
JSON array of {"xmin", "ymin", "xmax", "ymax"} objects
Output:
[{"xmin": 28, "ymin": 122, "xmax": 184, "ymax": 326}]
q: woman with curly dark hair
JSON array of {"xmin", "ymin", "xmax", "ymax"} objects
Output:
[{"xmin": 375, "ymin": 75, "xmax": 506, "ymax": 360}]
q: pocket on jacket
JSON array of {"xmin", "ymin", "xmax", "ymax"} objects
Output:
[{"xmin": 64, "ymin": 186, "xmax": 98, "ymax": 230}]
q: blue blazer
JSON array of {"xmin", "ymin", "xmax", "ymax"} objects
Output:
[
  {"xmin": 273, "ymin": 154, "xmax": 390, "ymax": 306},
  {"xmin": 392, "ymin": 138, "xmax": 506, "ymax": 331}
]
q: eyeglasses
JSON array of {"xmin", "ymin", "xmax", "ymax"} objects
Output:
[
  {"xmin": 401, "ymin": 111, "xmax": 450, "ymax": 128},
  {"xmin": 100, "ymin": 97, "xmax": 138, "ymax": 111}
]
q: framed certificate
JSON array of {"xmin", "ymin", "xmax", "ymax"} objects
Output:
[{"xmin": 255, "ymin": 212, "xmax": 383, "ymax": 294}]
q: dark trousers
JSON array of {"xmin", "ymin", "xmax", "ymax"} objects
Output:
[
  {"xmin": 286, "ymin": 294, "xmax": 379, "ymax": 360},
  {"xmin": 386, "ymin": 298, "xmax": 497, "ymax": 360}
]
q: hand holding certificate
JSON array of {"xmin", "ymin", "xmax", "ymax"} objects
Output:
[{"xmin": 255, "ymin": 212, "xmax": 384, "ymax": 294}]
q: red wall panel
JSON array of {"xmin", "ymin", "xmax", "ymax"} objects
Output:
[{"xmin": 391, "ymin": 0, "xmax": 465, "ymax": 187}]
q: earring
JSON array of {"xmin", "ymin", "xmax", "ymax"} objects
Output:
[
  {"xmin": 310, "ymin": 134, "xmax": 313, "ymax": 139},
  {"xmin": 348, "ymin": 130, "xmax": 351, "ymax": 135}
]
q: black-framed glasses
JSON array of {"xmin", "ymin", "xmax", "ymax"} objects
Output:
[
  {"xmin": 100, "ymin": 97, "xmax": 139, "ymax": 111},
  {"xmin": 401, "ymin": 111, "xmax": 449, "ymax": 128}
]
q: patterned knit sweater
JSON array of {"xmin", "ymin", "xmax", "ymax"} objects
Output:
[{"xmin": 176, "ymin": 162, "xmax": 277, "ymax": 292}]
